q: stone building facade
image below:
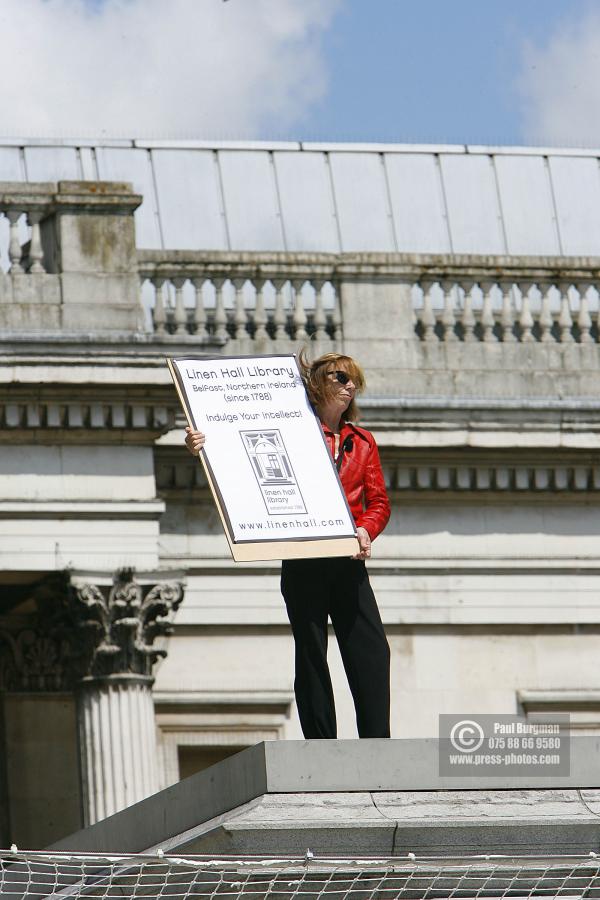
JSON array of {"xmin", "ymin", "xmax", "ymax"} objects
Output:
[{"xmin": 1, "ymin": 140, "xmax": 600, "ymax": 848}]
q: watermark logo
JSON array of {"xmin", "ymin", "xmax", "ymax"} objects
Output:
[
  {"xmin": 449, "ymin": 719, "xmax": 485, "ymax": 753},
  {"xmin": 439, "ymin": 713, "xmax": 570, "ymax": 777}
]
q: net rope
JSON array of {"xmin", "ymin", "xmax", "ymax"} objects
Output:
[{"xmin": 1, "ymin": 851, "xmax": 599, "ymax": 900}]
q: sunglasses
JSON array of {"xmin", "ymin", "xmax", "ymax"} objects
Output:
[{"xmin": 327, "ymin": 370, "xmax": 352, "ymax": 385}]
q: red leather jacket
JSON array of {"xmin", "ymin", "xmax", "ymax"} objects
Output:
[{"xmin": 321, "ymin": 421, "xmax": 390, "ymax": 541}]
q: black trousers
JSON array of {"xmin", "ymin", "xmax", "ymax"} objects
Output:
[{"xmin": 281, "ymin": 557, "xmax": 390, "ymax": 739}]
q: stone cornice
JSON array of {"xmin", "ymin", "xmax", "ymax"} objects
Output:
[
  {"xmin": 138, "ymin": 248, "xmax": 600, "ymax": 279},
  {"xmin": 362, "ymin": 396, "xmax": 600, "ymax": 412},
  {"xmin": 519, "ymin": 689, "xmax": 600, "ymax": 711},
  {"xmin": 5, "ymin": 401, "xmax": 170, "ymax": 429},
  {"xmin": 386, "ymin": 460, "xmax": 600, "ymax": 493},
  {"xmin": 0, "ymin": 179, "xmax": 142, "ymax": 214},
  {"xmin": 0, "ymin": 501, "xmax": 165, "ymax": 519},
  {"xmin": 380, "ymin": 447, "xmax": 600, "ymax": 494},
  {"xmin": 0, "ymin": 388, "xmax": 176, "ymax": 438},
  {"xmin": 155, "ymin": 444, "xmax": 600, "ymax": 496}
]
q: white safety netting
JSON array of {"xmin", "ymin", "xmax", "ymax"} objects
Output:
[{"xmin": 1, "ymin": 851, "xmax": 600, "ymax": 900}]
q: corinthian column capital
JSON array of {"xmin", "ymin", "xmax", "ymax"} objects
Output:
[{"xmin": 70, "ymin": 568, "xmax": 184, "ymax": 681}]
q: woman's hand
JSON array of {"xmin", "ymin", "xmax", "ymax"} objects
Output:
[
  {"xmin": 185, "ymin": 426, "xmax": 206, "ymax": 457},
  {"xmin": 353, "ymin": 526, "xmax": 371, "ymax": 560}
]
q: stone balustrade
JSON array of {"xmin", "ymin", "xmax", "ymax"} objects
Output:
[
  {"xmin": 0, "ymin": 182, "xmax": 54, "ymax": 274},
  {"xmin": 330, "ymin": 254, "xmax": 600, "ymax": 397},
  {"xmin": 409, "ymin": 256, "xmax": 600, "ymax": 344},
  {"xmin": 0, "ymin": 183, "xmax": 60, "ymax": 321},
  {"xmin": 137, "ymin": 252, "xmax": 600, "ymax": 357},
  {"xmin": 138, "ymin": 250, "xmax": 342, "ymax": 350}
]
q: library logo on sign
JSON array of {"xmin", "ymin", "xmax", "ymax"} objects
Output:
[{"xmin": 241, "ymin": 430, "xmax": 307, "ymax": 515}]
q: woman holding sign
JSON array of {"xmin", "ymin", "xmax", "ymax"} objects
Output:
[{"xmin": 185, "ymin": 352, "xmax": 391, "ymax": 740}]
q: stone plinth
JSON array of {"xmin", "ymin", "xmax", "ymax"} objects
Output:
[{"xmin": 49, "ymin": 738, "xmax": 600, "ymax": 856}]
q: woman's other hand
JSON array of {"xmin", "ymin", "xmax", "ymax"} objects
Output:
[
  {"xmin": 185, "ymin": 426, "xmax": 206, "ymax": 457},
  {"xmin": 353, "ymin": 526, "xmax": 371, "ymax": 560}
]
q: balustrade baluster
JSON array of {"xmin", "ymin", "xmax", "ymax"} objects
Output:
[
  {"xmin": 213, "ymin": 278, "xmax": 228, "ymax": 343},
  {"xmin": 458, "ymin": 281, "xmax": 474, "ymax": 342},
  {"xmin": 232, "ymin": 277, "xmax": 248, "ymax": 339},
  {"xmin": 518, "ymin": 282, "xmax": 534, "ymax": 342},
  {"xmin": 191, "ymin": 277, "xmax": 208, "ymax": 341},
  {"xmin": 420, "ymin": 280, "xmax": 438, "ymax": 342},
  {"xmin": 272, "ymin": 279, "xmax": 287, "ymax": 340},
  {"xmin": 27, "ymin": 211, "xmax": 45, "ymax": 273},
  {"xmin": 331, "ymin": 284, "xmax": 343, "ymax": 344},
  {"xmin": 480, "ymin": 280, "xmax": 497, "ymax": 342},
  {"xmin": 172, "ymin": 277, "xmax": 187, "ymax": 335},
  {"xmin": 152, "ymin": 276, "xmax": 167, "ymax": 336},
  {"xmin": 253, "ymin": 278, "xmax": 268, "ymax": 341},
  {"xmin": 292, "ymin": 279, "xmax": 308, "ymax": 342},
  {"xmin": 312, "ymin": 280, "xmax": 328, "ymax": 342},
  {"xmin": 7, "ymin": 210, "xmax": 23, "ymax": 273},
  {"xmin": 500, "ymin": 281, "xmax": 516, "ymax": 342},
  {"xmin": 577, "ymin": 282, "xmax": 593, "ymax": 343},
  {"xmin": 441, "ymin": 280, "xmax": 458, "ymax": 342},
  {"xmin": 558, "ymin": 282, "xmax": 575, "ymax": 343},
  {"xmin": 538, "ymin": 282, "xmax": 554, "ymax": 342}
]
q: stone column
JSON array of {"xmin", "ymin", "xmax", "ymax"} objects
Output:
[
  {"xmin": 69, "ymin": 570, "xmax": 183, "ymax": 826},
  {"xmin": 77, "ymin": 677, "xmax": 160, "ymax": 825}
]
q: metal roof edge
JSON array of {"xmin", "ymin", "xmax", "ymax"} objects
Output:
[
  {"xmin": 134, "ymin": 139, "xmax": 302, "ymax": 151},
  {"xmin": 467, "ymin": 144, "xmax": 600, "ymax": 157},
  {"xmin": 0, "ymin": 137, "xmax": 600, "ymax": 157},
  {"xmin": 0, "ymin": 136, "xmax": 134, "ymax": 148},
  {"xmin": 299, "ymin": 141, "xmax": 467, "ymax": 153}
]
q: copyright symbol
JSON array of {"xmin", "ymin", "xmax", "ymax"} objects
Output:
[{"xmin": 450, "ymin": 719, "xmax": 484, "ymax": 753}]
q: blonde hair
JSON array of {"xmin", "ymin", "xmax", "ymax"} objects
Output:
[{"xmin": 298, "ymin": 350, "xmax": 365, "ymax": 422}]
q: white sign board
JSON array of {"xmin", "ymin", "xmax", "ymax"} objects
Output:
[{"xmin": 168, "ymin": 354, "xmax": 358, "ymax": 561}]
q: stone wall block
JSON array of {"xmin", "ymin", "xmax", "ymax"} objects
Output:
[
  {"xmin": 501, "ymin": 343, "xmax": 529, "ymax": 372},
  {"xmin": 0, "ymin": 302, "xmax": 61, "ymax": 331},
  {"xmin": 340, "ymin": 278, "xmax": 416, "ymax": 338},
  {"xmin": 0, "ymin": 271, "xmax": 13, "ymax": 304},
  {"xmin": 57, "ymin": 281, "xmax": 144, "ymax": 332},
  {"xmin": 445, "ymin": 342, "xmax": 505, "ymax": 371},
  {"xmin": 62, "ymin": 211, "xmax": 138, "ymax": 275},
  {"xmin": 545, "ymin": 343, "xmax": 563, "ymax": 371},
  {"xmin": 562, "ymin": 342, "xmax": 598, "ymax": 372},
  {"xmin": 582, "ymin": 344, "xmax": 600, "ymax": 371},
  {"xmin": 452, "ymin": 368, "xmax": 557, "ymax": 399},
  {"xmin": 339, "ymin": 279, "xmax": 420, "ymax": 370}
]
